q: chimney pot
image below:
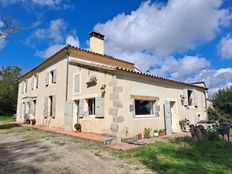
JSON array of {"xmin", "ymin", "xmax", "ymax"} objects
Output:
[{"xmin": 89, "ymin": 31, "xmax": 104, "ymax": 54}]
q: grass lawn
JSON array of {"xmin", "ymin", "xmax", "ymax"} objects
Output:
[{"xmin": 115, "ymin": 137, "xmax": 232, "ymax": 174}]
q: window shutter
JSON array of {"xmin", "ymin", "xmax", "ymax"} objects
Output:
[
  {"xmin": 164, "ymin": 101, "xmax": 172, "ymax": 134},
  {"xmin": 20, "ymin": 103, "xmax": 22, "ymax": 118},
  {"xmin": 183, "ymin": 89, "xmax": 188, "ymax": 106},
  {"xmin": 53, "ymin": 69, "xmax": 57, "ymax": 83},
  {"xmin": 78, "ymin": 99, "xmax": 84, "ymax": 118},
  {"xmin": 31, "ymin": 76, "xmax": 34, "ymax": 90},
  {"xmin": 44, "ymin": 96, "xmax": 48, "ymax": 118},
  {"xmin": 95, "ymin": 97, "xmax": 104, "ymax": 118},
  {"xmin": 155, "ymin": 105, "xmax": 160, "ymax": 117},
  {"xmin": 52, "ymin": 95, "xmax": 56, "ymax": 118},
  {"xmin": 22, "ymin": 82, "xmax": 24, "ymax": 94},
  {"xmin": 74, "ymin": 74, "xmax": 80, "ymax": 93},
  {"xmin": 64, "ymin": 100, "xmax": 73, "ymax": 130},
  {"xmin": 45, "ymin": 72, "xmax": 49, "ymax": 86},
  {"xmin": 194, "ymin": 90, "xmax": 198, "ymax": 108}
]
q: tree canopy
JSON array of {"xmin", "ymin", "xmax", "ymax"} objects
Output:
[
  {"xmin": 209, "ymin": 86, "xmax": 232, "ymax": 123},
  {"xmin": 0, "ymin": 66, "xmax": 21, "ymax": 115}
]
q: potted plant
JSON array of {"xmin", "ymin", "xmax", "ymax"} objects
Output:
[
  {"xmin": 158, "ymin": 129, "xmax": 165, "ymax": 136},
  {"xmin": 74, "ymin": 123, "xmax": 81, "ymax": 132},
  {"xmin": 153, "ymin": 130, "xmax": 159, "ymax": 137},
  {"xmin": 144, "ymin": 128, "xmax": 152, "ymax": 138},
  {"xmin": 137, "ymin": 133, "xmax": 142, "ymax": 140}
]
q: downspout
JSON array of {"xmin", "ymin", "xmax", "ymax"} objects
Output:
[
  {"xmin": 204, "ymin": 90, "xmax": 208, "ymax": 120},
  {"xmin": 65, "ymin": 48, "xmax": 70, "ymax": 101}
]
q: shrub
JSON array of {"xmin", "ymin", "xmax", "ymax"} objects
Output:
[
  {"xmin": 74, "ymin": 123, "xmax": 81, "ymax": 132},
  {"xmin": 144, "ymin": 128, "xmax": 152, "ymax": 138}
]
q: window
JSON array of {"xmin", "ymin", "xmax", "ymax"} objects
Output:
[
  {"xmin": 135, "ymin": 100, "xmax": 154, "ymax": 115},
  {"xmin": 35, "ymin": 74, "xmax": 39, "ymax": 89},
  {"xmin": 49, "ymin": 96, "xmax": 53, "ymax": 117},
  {"xmin": 187, "ymin": 90, "xmax": 193, "ymax": 106},
  {"xmin": 25, "ymin": 80, "xmax": 27, "ymax": 93},
  {"xmin": 87, "ymin": 98, "xmax": 95, "ymax": 115},
  {"xmin": 50, "ymin": 69, "xmax": 56, "ymax": 84}
]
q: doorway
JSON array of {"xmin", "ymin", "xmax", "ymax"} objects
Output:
[
  {"xmin": 74, "ymin": 100, "xmax": 80, "ymax": 123},
  {"xmin": 164, "ymin": 101, "xmax": 176, "ymax": 134}
]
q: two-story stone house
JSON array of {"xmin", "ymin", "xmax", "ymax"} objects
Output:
[{"xmin": 16, "ymin": 32, "xmax": 208, "ymax": 139}]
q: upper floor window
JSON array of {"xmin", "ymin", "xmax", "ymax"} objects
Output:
[
  {"xmin": 45, "ymin": 69, "xmax": 56, "ymax": 87},
  {"xmin": 187, "ymin": 90, "xmax": 193, "ymax": 106},
  {"xmin": 31, "ymin": 74, "xmax": 39, "ymax": 90}
]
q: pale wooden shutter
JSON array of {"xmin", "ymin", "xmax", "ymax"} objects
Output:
[
  {"xmin": 95, "ymin": 97, "xmax": 104, "ymax": 118},
  {"xmin": 155, "ymin": 104, "xmax": 160, "ymax": 117},
  {"xmin": 21, "ymin": 82, "xmax": 24, "ymax": 94},
  {"xmin": 78, "ymin": 99, "xmax": 84, "ymax": 118},
  {"xmin": 44, "ymin": 96, "xmax": 48, "ymax": 118},
  {"xmin": 53, "ymin": 69, "xmax": 57, "ymax": 83},
  {"xmin": 183, "ymin": 89, "xmax": 188, "ymax": 106},
  {"xmin": 45, "ymin": 72, "xmax": 49, "ymax": 86},
  {"xmin": 31, "ymin": 76, "xmax": 34, "ymax": 90},
  {"xmin": 194, "ymin": 90, "xmax": 198, "ymax": 108},
  {"xmin": 74, "ymin": 74, "xmax": 80, "ymax": 93},
  {"xmin": 20, "ymin": 103, "xmax": 22, "ymax": 118},
  {"xmin": 64, "ymin": 100, "xmax": 73, "ymax": 130},
  {"xmin": 52, "ymin": 95, "xmax": 56, "ymax": 118},
  {"xmin": 164, "ymin": 101, "xmax": 172, "ymax": 134}
]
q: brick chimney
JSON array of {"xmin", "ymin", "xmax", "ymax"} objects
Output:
[{"xmin": 89, "ymin": 32, "xmax": 104, "ymax": 54}]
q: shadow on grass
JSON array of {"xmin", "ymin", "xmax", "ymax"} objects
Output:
[
  {"xmin": 122, "ymin": 137, "xmax": 232, "ymax": 174},
  {"xmin": 0, "ymin": 123, "xmax": 22, "ymax": 130}
]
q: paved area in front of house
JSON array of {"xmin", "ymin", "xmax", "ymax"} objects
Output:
[{"xmin": 0, "ymin": 123, "xmax": 154, "ymax": 174}]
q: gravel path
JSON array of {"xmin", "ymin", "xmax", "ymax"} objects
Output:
[{"xmin": 0, "ymin": 123, "xmax": 154, "ymax": 174}]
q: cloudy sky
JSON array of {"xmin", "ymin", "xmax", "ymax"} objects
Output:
[{"xmin": 0, "ymin": 0, "xmax": 232, "ymax": 96}]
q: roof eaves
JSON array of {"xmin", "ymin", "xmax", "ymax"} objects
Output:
[{"xmin": 116, "ymin": 67, "xmax": 208, "ymax": 90}]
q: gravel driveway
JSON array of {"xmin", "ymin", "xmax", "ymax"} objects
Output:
[{"xmin": 0, "ymin": 123, "xmax": 153, "ymax": 174}]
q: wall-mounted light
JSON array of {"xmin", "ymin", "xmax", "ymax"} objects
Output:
[{"xmin": 100, "ymin": 84, "xmax": 106, "ymax": 97}]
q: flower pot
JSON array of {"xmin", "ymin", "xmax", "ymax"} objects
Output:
[
  {"xmin": 137, "ymin": 133, "xmax": 142, "ymax": 140},
  {"xmin": 153, "ymin": 132, "xmax": 159, "ymax": 137}
]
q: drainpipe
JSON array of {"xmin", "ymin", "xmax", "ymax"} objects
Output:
[
  {"xmin": 205, "ymin": 90, "xmax": 208, "ymax": 120},
  {"xmin": 65, "ymin": 48, "xmax": 70, "ymax": 101}
]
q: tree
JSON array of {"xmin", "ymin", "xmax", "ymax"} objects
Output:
[
  {"xmin": 209, "ymin": 87, "xmax": 232, "ymax": 123},
  {"xmin": 0, "ymin": 16, "xmax": 22, "ymax": 39},
  {"xmin": 0, "ymin": 66, "xmax": 21, "ymax": 115}
]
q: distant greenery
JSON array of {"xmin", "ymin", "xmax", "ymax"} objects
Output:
[
  {"xmin": 0, "ymin": 66, "xmax": 21, "ymax": 115},
  {"xmin": 115, "ymin": 137, "xmax": 232, "ymax": 174},
  {"xmin": 208, "ymin": 86, "xmax": 232, "ymax": 124},
  {"xmin": 0, "ymin": 115, "xmax": 13, "ymax": 123}
]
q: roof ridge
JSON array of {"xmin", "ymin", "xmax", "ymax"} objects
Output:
[{"xmin": 66, "ymin": 44, "xmax": 135, "ymax": 65}]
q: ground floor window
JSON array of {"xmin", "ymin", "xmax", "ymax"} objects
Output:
[
  {"xmin": 135, "ymin": 100, "xmax": 154, "ymax": 115},
  {"xmin": 49, "ymin": 96, "xmax": 54, "ymax": 117},
  {"xmin": 87, "ymin": 98, "xmax": 95, "ymax": 115}
]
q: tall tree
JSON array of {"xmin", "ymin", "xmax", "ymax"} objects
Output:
[
  {"xmin": 210, "ymin": 87, "xmax": 232, "ymax": 123},
  {"xmin": 0, "ymin": 66, "xmax": 21, "ymax": 115}
]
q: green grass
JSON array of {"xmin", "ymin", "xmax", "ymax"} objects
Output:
[
  {"xmin": 0, "ymin": 115, "xmax": 13, "ymax": 124},
  {"xmin": 115, "ymin": 137, "xmax": 232, "ymax": 174}
]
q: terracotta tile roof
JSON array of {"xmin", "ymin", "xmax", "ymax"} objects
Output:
[
  {"xmin": 67, "ymin": 44, "xmax": 134, "ymax": 65},
  {"xmin": 116, "ymin": 67, "xmax": 208, "ymax": 90}
]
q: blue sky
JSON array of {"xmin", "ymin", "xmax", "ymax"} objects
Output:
[{"xmin": 0, "ymin": 0, "xmax": 232, "ymax": 96}]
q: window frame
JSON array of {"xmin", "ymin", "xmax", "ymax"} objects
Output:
[
  {"xmin": 87, "ymin": 98, "xmax": 96, "ymax": 116},
  {"xmin": 134, "ymin": 99, "xmax": 156, "ymax": 118}
]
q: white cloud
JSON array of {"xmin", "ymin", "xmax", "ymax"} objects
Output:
[
  {"xmin": 95, "ymin": 0, "xmax": 231, "ymax": 54},
  {"xmin": 66, "ymin": 35, "xmax": 79, "ymax": 47},
  {"xmin": 0, "ymin": 0, "xmax": 73, "ymax": 9},
  {"xmin": 36, "ymin": 34, "xmax": 80, "ymax": 58},
  {"xmin": 192, "ymin": 68, "xmax": 232, "ymax": 96},
  {"xmin": 34, "ymin": 19, "xmax": 66, "ymax": 43},
  {"xmin": 218, "ymin": 34, "xmax": 232, "ymax": 59},
  {"xmin": 155, "ymin": 56, "xmax": 210, "ymax": 81},
  {"xmin": 36, "ymin": 44, "xmax": 64, "ymax": 58}
]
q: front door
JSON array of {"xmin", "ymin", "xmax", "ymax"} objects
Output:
[{"xmin": 164, "ymin": 101, "xmax": 172, "ymax": 134}]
